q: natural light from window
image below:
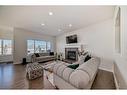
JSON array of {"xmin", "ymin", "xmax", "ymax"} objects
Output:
[
  {"xmin": 0, "ymin": 40, "xmax": 1, "ymax": 55},
  {"xmin": 47, "ymin": 42, "xmax": 51, "ymax": 52},
  {"xmin": 27, "ymin": 40, "xmax": 34, "ymax": 55},
  {"xmin": 27, "ymin": 40, "xmax": 51, "ymax": 55},
  {"xmin": 0, "ymin": 39, "xmax": 12, "ymax": 55}
]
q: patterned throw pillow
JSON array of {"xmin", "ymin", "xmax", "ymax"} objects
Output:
[
  {"xmin": 34, "ymin": 53, "xmax": 40, "ymax": 57},
  {"xmin": 84, "ymin": 55, "xmax": 91, "ymax": 62}
]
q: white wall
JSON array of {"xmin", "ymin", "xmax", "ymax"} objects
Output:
[
  {"xmin": 113, "ymin": 6, "xmax": 127, "ymax": 89},
  {"xmin": 56, "ymin": 19, "xmax": 114, "ymax": 72},
  {"xmin": 13, "ymin": 28, "xmax": 56, "ymax": 64},
  {"xmin": 0, "ymin": 25, "xmax": 13, "ymax": 63}
]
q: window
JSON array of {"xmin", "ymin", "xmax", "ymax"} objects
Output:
[
  {"xmin": 115, "ymin": 7, "xmax": 121, "ymax": 53},
  {"xmin": 41, "ymin": 41, "xmax": 47, "ymax": 52},
  {"xmin": 27, "ymin": 40, "xmax": 34, "ymax": 55},
  {"xmin": 27, "ymin": 40, "xmax": 52, "ymax": 54},
  {"xmin": 0, "ymin": 39, "xmax": 12, "ymax": 55},
  {"xmin": 0, "ymin": 40, "xmax": 1, "ymax": 55},
  {"xmin": 47, "ymin": 42, "xmax": 51, "ymax": 52},
  {"xmin": 35, "ymin": 40, "xmax": 42, "ymax": 53},
  {"xmin": 35, "ymin": 41, "xmax": 47, "ymax": 53}
]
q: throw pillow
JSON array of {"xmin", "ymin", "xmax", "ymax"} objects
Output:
[
  {"xmin": 84, "ymin": 55, "xmax": 91, "ymax": 62},
  {"xmin": 79, "ymin": 55, "xmax": 85, "ymax": 64},
  {"xmin": 82, "ymin": 51, "xmax": 88, "ymax": 56},
  {"xmin": 34, "ymin": 53, "xmax": 40, "ymax": 57},
  {"xmin": 68, "ymin": 64, "xmax": 79, "ymax": 69},
  {"xmin": 78, "ymin": 53, "xmax": 88, "ymax": 64},
  {"xmin": 50, "ymin": 52, "xmax": 54, "ymax": 56}
]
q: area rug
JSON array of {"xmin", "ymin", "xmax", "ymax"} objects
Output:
[
  {"xmin": 44, "ymin": 70, "xmax": 55, "ymax": 87},
  {"xmin": 40, "ymin": 61, "xmax": 57, "ymax": 87}
]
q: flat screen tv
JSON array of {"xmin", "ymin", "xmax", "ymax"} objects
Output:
[{"xmin": 66, "ymin": 34, "xmax": 77, "ymax": 44}]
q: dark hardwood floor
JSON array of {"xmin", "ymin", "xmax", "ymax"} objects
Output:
[
  {"xmin": 0, "ymin": 63, "xmax": 55, "ymax": 89},
  {"xmin": 91, "ymin": 69, "xmax": 116, "ymax": 89},
  {"xmin": 0, "ymin": 63, "xmax": 116, "ymax": 89}
]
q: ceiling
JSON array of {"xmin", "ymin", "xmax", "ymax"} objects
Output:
[{"xmin": 0, "ymin": 6, "xmax": 115, "ymax": 36}]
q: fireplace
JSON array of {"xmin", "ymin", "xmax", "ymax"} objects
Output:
[
  {"xmin": 68, "ymin": 51, "xmax": 76, "ymax": 60},
  {"xmin": 65, "ymin": 48, "xmax": 78, "ymax": 61}
]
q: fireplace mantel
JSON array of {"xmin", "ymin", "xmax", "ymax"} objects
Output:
[{"xmin": 65, "ymin": 43, "xmax": 86, "ymax": 51}]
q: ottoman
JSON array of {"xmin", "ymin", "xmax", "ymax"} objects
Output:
[{"xmin": 26, "ymin": 63, "xmax": 43, "ymax": 80}]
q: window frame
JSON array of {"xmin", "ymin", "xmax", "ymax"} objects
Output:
[
  {"xmin": 0, "ymin": 39, "xmax": 13, "ymax": 55},
  {"xmin": 27, "ymin": 40, "xmax": 35, "ymax": 55},
  {"xmin": 0, "ymin": 39, "xmax": 2, "ymax": 55},
  {"xmin": 27, "ymin": 39, "xmax": 51, "ymax": 55}
]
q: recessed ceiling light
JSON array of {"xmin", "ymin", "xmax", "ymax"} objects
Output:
[
  {"xmin": 49, "ymin": 12, "xmax": 53, "ymax": 16},
  {"xmin": 69, "ymin": 24, "xmax": 72, "ymax": 27},
  {"xmin": 58, "ymin": 29, "xmax": 61, "ymax": 31},
  {"xmin": 41, "ymin": 23, "xmax": 45, "ymax": 26}
]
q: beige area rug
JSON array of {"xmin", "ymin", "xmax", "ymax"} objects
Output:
[
  {"xmin": 40, "ymin": 61, "xmax": 56, "ymax": 87},
  {"xmin": 44, "ymin": 70, "xmax": 55, "ymax": 87}
]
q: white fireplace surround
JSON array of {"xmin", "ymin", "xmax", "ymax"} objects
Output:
[
  {"xmin": 65, "ymin": 43, "xmax": 87, "ymax": 52},
  {"xmin": 64, "ymin": 43, "xmax": 88, "ymax": 61}
]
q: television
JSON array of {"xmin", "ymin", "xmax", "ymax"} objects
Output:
[{"xmin": 66, "ymin": 34, "xmax": 77, "ymax": 44}]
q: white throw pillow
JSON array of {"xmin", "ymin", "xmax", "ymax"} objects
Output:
[{"xmin": 78, "ymin": 54, "xmax": 88, "ymax": 64}]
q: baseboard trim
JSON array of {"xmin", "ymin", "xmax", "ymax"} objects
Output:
[
  {"xmin": 113, "ymin": 72, "xmax": 119, "ymax": 89},
  {"xmin": 99, "ymin": 67, "xmax": 113, "ymax": 73},
  {"xmin": 13, "ymin": 62, "xmax": 22, "ymax": 64},
  {"xmin": 0, "ymin": 61, "xmax": 13, "ymax": 64}
]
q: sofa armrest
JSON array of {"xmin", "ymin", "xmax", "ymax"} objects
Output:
[
  {"xmin": 69, "ymin": 69, "xmax": 90, "ymax": 89},
  {"xmin": 31, "ymin": 54, "xmax": 36, "ymax": 63}
]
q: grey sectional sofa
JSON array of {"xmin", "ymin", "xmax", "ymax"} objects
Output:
[
  {"xmin": 31, "ymin": 53, "xmax": 55, "ymax": 63},
  {"xmin": 52, "ymin": 57, "xmax": 100, "ymax": 89}
]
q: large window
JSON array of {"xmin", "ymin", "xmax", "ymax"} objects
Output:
[
  {"xmin": 0, "ymin": 39, "xmax": 12, "ymax": 55},
  {"xmin": 47, "ymin": 42, "xmax": 51, "ymax": 52},
  {"xmin": 27, "ymin": 40, "xmax": 51, "ymax": 54},
  {"xmin": 0, "ymin": 40, "xmax": 1, "ymax": 55},
  {"xmin": 35, "ymin": 41, "xmax": 42, "ymax": 53},
  {"xmin": 41, "ymin": 41, "xmax": 47, "ymax": 52},
  {"xmin": 27, "ymin": 40, "xmax": 34, "ymax": 55}
]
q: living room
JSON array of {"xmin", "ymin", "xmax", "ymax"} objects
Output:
[{"xmin": 0, "ymin": 5, "xmax": 127, "ymax": 91}]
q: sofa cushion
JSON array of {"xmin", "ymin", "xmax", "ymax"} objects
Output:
[
  {"xmin": 68, "ymin": 64, "xmax": 79, "ymax": 69},
  {"xmin": 69, "ymin": 69, "xmax": 90, "ymax": 89},
  {"xmin": 56, "ymin": 64, "xmax": 67, "ymax": 77},
  {"xmin": 53, "ymin": 63, "xmax": 64, "ymax": 74},
  {"xmin": 62, "ymin": 67, "xmax": 74, "ymax": 82},
  {"xmin": 39, "ymin": 53, "xmax": 49, "ymax": 56},
  {"xmin": 35, "ymin": 56, "xmax": 54, "ymax": 62},
  {"xmin": 36, "ymin": 56, "xmax": 54, "ymax": 59},
  {"xmin": 43, "ymin": 61, "xmax": 57, "ymax": 71}
]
